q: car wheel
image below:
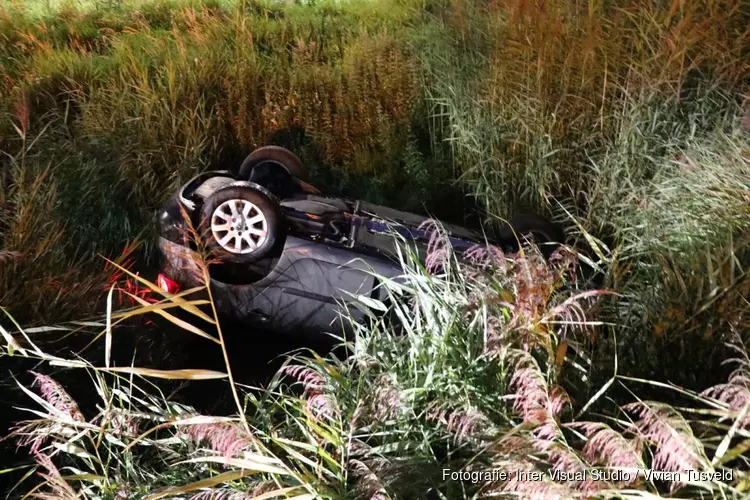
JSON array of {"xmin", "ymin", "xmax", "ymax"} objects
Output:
[
  {"xmin": 245, "ymin": 160, "xmax": 298, "ymax": 199},
  {"xmin": 238, "ymin": 146, "xmax": 321, "ymax": 197},
  {"xmin": 199, "ymin": 181, "xmax": 285, "ymax": 264},
  {"xmin": 239, "ymin": 146, "xmax": 306, "ymax": 179},
  {"xmin": 498, "ymin": 213, "xmax": 565, "ymax": 257}
]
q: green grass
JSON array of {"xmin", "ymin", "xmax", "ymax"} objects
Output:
[
  {"xmin": 1, "ymin": 0, "xmax": 749, "ymax": 495},
  {"xmin": 3, "ymin": 236, "xmax": 750, "ymax": 498},
  {"xmin": 0, "ymin": 0, "xmax": 746, "ymax": 372}
]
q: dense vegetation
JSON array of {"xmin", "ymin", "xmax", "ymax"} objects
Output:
[{"xmin": 1, "ymin": 0, "xmax": 749, "ymax": 497}]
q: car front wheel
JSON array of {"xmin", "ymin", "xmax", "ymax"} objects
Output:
[{"xmin": 199, "ymin": 181, "xmax": 285, "ymax": 264}]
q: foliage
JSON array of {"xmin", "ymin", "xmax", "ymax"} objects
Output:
[
  {"xmin": 2, "ymin": 233, "xmax": 750, "ymax": 498},
  {"xmin": 1, "ymin": 0, "xmax": 750, "ymax": 496},
  {"xmin": 1, "ymin": 0, "xmax": 748, "ymax": 375},
  {"xmin": 415, "ymin": 0, "xmax": 750, "ymax": 385}
]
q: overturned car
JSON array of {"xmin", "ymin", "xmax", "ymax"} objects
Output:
[{"xmin": 156, "ymin": 146, "xmax": 564, "ymax": 335}]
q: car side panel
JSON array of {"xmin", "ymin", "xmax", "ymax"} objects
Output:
[
  {"xmin": 272, "ymin": 258, "xmax": 367, "ymax": 334},
  {"xmin": 158, "ymin": 235, "xmax": 400, "ymax": 335},
  {"xmin": 260, "ymin": 238, "xmax": 400, "ymax": 334}
]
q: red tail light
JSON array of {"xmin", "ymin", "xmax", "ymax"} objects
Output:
[{"xmin": 157, "ymin": 273, "xmax": 181, "ymax": 294}]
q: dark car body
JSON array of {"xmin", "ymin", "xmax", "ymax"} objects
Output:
[{"xmin": 157, "ymin": 170, "xmax": 515, "ymax": 335}]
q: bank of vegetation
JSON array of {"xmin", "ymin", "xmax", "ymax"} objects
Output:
[{"xmin": 1, "ymin": 0, "xmax": 749, "ymax": 497}]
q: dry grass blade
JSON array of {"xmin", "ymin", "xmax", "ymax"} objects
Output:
[
  {"xmin": 115, "ymin": 293, "xmax": 212, "ymax": 320},
  {"xmin": 123, "ymin": 291, "xmax": 219, "ymax": 344},
  {"xmin": 0, "ymin": 321, "xmax": 26, "ymax": 356},
  {"xmin": 175, "ymin": 456, "xmax": 291, "ymax": 475},
  {"xmin": 714, "ymin": 438, "xmax": 750, "ymax": 467},
  {"xmin": 250, "ymin": 486, "xmax": 310, "ymax": 500},
  {"xmin": 122, "ymin": 415, "xmax": 240, "ymax": 453},
  {"xmin": 108, "ymin": 286, "xmax": 209, "ymax": 321},
  {"xmin": 58, "ymin": 474, "xmax": 107, "ymax": 487},
  {"xmin": 105, "ymin": 284, "xmax": 115, "ymax": 369},
  {"xmin": 577, "ymin": 333, "xmax": 618, "ymax": 418},
  {"xmin": 103, "ymin": 258, "xmax": 215, "ymax": 325},
  {"xmin": 143, "ymin": 469, "xmax": 254, "ymax": 499},
  {"xmin": 713, "ymin": 401, "xmax": 750, "ymax": 466},
  {"xmin": 1, "ymin": 307, "xmax": 45, "ymax": 357},
  {"xmin": 617, "ymin": 376, "xmax": 727, "ymax": 411},
  {"xmin": 78, "ymin": 287, "xmax": 215, "ymax": 352},
  {"xmin": 96, "ymin": 367, "xmax": 228, "ymax": 380}
]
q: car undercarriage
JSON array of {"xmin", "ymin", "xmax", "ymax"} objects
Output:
[{"xmin": 157, "ymin": 146, "xmax": 564, "ymax": 335}]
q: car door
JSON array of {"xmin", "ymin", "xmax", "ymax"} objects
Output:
[
  {"xmin": 271, "ymin": 237, "xmax": 404, "ymax": 334},
  {"xmin": 219, "ymin": 236, "xmax": 397, "ymax": 335}
]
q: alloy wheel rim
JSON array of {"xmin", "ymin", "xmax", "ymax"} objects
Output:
[{"xmin": 210, "ymin": 199, "xmax": 268, "ymax": 254}]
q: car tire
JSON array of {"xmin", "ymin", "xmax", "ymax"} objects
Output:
[
  {"xmin": 498, "ymin": 213, "xmax": 565, "ymax": 257},
  {"xmin": 199, "ymin": 181, "xmax": 285, "ymax": 264},
  {"xmin": 238, "ymin": 147, "xmax": 311, "ymax": 199},
  {"xmin": 238, "ymin": 146, "xmax": 307, "ymax": 180}
]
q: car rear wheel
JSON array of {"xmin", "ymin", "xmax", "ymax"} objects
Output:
[
  {"xmin": 200, "ymin": 181, "xmax": 285, "ymax": 264},
  {"xmin": 240, "ymin": 146, "xmax": 306, "ymax": 179},
  {"xmin": 238, "ymin": 146, "xmax": 320, "ymax": 197},
  {"xmin": 498, "ymin": 213, "xmax": 565, "ymax": 257}
]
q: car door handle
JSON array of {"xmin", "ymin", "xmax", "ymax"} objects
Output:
[
  {"xmin": 250, "ymin": 309, "xmax": 270, "ymax": 323},
  {"xmin": 283, "ymin": 287, "xmax": 338, "ymax": 304}
]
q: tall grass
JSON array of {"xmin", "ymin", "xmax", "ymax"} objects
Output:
[
  {"xmin": 424, "ymin": 0, "xmax": 748, "ymax": 215},
  {"xmin": 2, "ymin": 232, "xmax": 750, "ymax": 498},
  {"xmin": 416, "ymin": 0, "xmax": 750, "ymax": 384},
  {"xmin": 3, "ymin": 0, "xmax": 746, "ymax": 361},
  {"xmin": 1, "ymin": 0, "xmax": 750, "ymax": 491}
]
